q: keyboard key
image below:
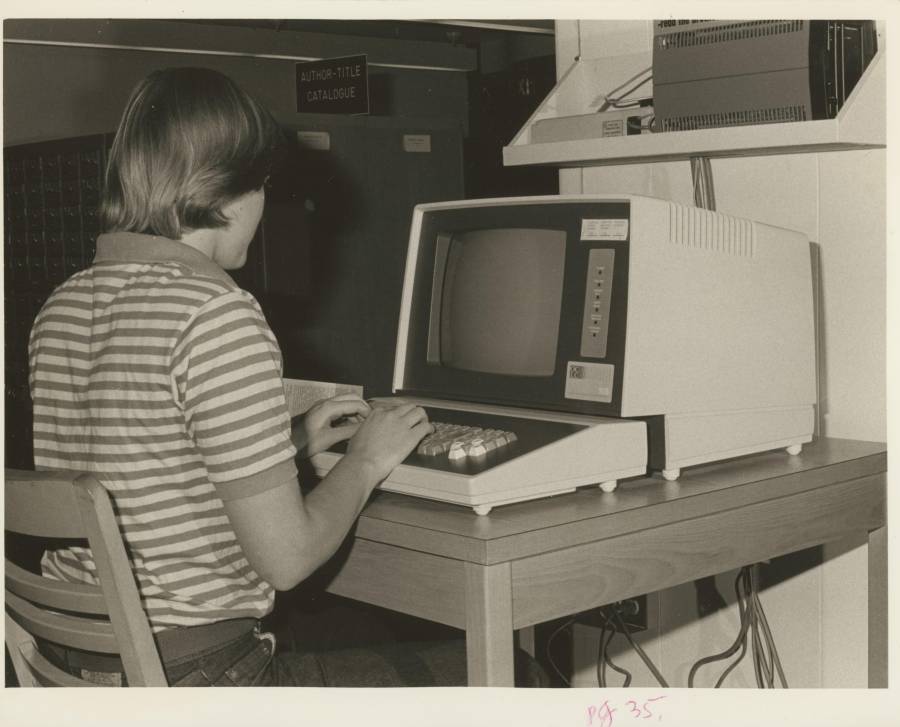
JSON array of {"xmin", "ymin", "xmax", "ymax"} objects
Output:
[
  {"xmin": 416, "ymin": 420, "xmax": 518, "ymax": 461},
  {"xmin": 447, "ymin": 442, "xmax": 467, "ymax": 461},
  {"xmin": 466, "ymin": 438, "xmax": 487, "ymax": 457}
]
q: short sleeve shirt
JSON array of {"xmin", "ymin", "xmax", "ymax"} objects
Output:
[{"xmin": 28, "ymin": 232, "xmax": 297, "ymax": 631}]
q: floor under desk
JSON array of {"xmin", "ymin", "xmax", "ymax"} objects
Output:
[{"xmin": 323, "ymin": 437, "xmax": 887, "ymax": 687}]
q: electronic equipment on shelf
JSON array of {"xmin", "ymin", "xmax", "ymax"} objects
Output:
[{"xmin": 652, "ymin": 19, "xmax": 878, "ymax": 132}]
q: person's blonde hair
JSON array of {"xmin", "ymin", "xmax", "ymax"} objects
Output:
[{"xmin": 101, "ymin": 67, "xmax": 283, "ymax": 239}]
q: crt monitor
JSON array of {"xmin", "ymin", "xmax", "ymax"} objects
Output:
[{"xmin": 395, "ymin": 197, "xmax": 632, "ymax": 417}]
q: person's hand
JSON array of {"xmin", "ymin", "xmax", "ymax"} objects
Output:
[
  {"xmin": 295, "ymin": 394, "xmax": 371, "ymax": 458},
  {"xmin": 344, "ymin": 403, "xmax": 433, "ymax": 484}
]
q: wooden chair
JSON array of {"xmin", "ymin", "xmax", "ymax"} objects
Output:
[{"xmin": 5, "ymin": 469, "xmax": 167, "ymax": 686}]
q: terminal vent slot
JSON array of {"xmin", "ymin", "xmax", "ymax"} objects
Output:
[
  {"xmin": 655, "ymin": 20, "xmax": 805, "ymax": 50},
  {"xmin": 661, "ymin": 105, "xmax": 809, "ymax": 132},
  {"xmin": 668, "ymin": 203, "xmax": 756, "ymax": 257}
]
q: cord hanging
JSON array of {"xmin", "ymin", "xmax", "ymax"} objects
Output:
[
  {"xmin": 596, "ymin": 66, "xmax": 652, "ymax": 112},
  {"xmin": 546, "ymin": 617, "xmax": 575, "ymax": 686},
  {"xmin": 688, "ymin": 565, "xmax": 788, "ymax": 688},
  {"xmin": 610, "ymin": 607, "xmax": 669, "ymax": 688},
  {"xmin": 595, "ymin": 608, "xmax": 633, "ymax": 687}
]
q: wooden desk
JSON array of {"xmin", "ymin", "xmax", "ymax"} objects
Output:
[{"xmin": 324, "ymin": 438, "xmax": 887, "ymax": 687}]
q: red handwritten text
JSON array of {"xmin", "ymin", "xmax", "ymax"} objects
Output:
[{"xmin": 587, "ymin": 696, "xmax": 667, "ymax": 725}]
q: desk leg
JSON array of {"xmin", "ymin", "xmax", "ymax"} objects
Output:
[
  {"xmin": 868, "ymin": 525, "xmax": 887, "ymax": 688},
  {"xmin": 465, "ymin": 562, "xmax": 515, "ymax": 686}
]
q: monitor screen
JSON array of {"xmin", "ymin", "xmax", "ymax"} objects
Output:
[
  {"xmin": 437, "ymin": 228, "xmax": 566, "ymax": 377},
  {"xmin": 400, "ymin": 198, "xmax": 631, "ymax": 416}
]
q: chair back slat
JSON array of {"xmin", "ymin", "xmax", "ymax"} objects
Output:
[
  {"xmin": 5, "ymin": 560, "xmax": 109, "ymax": 615},
  {"xmin": 4, "ymin": 470, "xmax": 88, "ymax": 538},
  {"xmin": 72, "ymin": 474, "xmax": 167, "ymax": 685},
  {"xmin": 6, "ymin": 589, "xmax": 119, "ymax": 653},
  {"xmin": 4, "ymin": 469, "xmax": 168, "ymax": 687},
  {"xmin": 20, "ymin": 642, "xmax": 104, "ymax": 688},
  {"xmin": 5, "ymin": 612, "xmax": 40, "ymax": 687},
  {"xmin": 5, "ymin": 613, "xmax": 98, "ymax": 687}
]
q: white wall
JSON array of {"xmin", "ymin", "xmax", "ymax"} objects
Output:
[{"xmin": 557, "ymin": 20, "xmax": 885, "ymax": 689}]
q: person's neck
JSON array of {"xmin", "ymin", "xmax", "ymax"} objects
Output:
[{"xmin": 178, "ymin": 228, "xmax": 218, "ymax": 261}]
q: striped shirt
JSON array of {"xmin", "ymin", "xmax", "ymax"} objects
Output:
[{"xmin": 28, "ymin": 232, "xmax": 298, "ymax": 631}]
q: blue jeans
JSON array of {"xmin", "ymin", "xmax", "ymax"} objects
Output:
[
  {"xmin": 166, "ymin": 628, "xmax": 472, "ymax": 687},
  {"xmin": 170, "ymin": 632, "xmax": 545, "ymax": 687},
  {"xmin": 40, "ymin": 630, "xmax": 543, "ymax": 686},
  {"xmin": 166, "ymin": 629, "xmax": 277, "ymax": 686}
]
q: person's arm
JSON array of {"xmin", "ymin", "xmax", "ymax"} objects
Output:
[
  {"xmin": 176, "ymin": 292, "xmax": 425, "ymax": 591},
  {"xmin": 290, "ymin": 393, "xmax": 370, "ymax": 458},
  {"xmin": 222, "ymin": 403, "xmax": 431, "ymax": 591}
]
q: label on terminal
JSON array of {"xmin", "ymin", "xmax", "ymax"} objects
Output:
[
  {"xmin": 581, "ymin": 218, "xmax": 629, "ymax": 241},
  {"xmin": 601, "ymin": 119, "xmax": 626, "ymax": 137},
  {"xmin": 565, "ymin": 361, "xmax": 615, "ymax": 403}
]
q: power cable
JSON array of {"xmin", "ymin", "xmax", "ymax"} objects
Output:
[
  {"xmin": 688, "ymin": 570, "xmax": 750, "ymax": 687},
  {"xmin": 610, "ymin": 607, "xmax": 669, "ymax": 687},
  {"xmin": 688, "ymin": 565, "xmax": 788, "ymax": 689},
  {"xmin": 754, "ymin": 589, "xmax": 788, "ymax": 687},
  {"xmin": 597, "ymin": 67, "xmax": 652, "ymax": 112},
  {"xmin": 546, "ymin": 617, "xmax": 575, "ymax": 686},
  {"xmin": 595, "ymin": 608, "xmax": 633, "ymax": 687}
]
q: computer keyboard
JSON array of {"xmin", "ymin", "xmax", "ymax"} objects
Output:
[
  {"xmin": 417, "ymin": 421, "xmax": 518, "ymax": 461},
  {"xmin": 312, "ymin": 401, "xmax": 648, "ymax": 514}
]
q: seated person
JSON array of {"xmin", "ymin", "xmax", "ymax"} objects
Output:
[{"xmin": 28, "ymin": 66, "xmax": 545, "ymax": 687}]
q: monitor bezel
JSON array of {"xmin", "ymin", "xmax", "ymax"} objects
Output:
[{"xmin": 394, "ymin": 198, "xmax": 631, "ymax": 417}]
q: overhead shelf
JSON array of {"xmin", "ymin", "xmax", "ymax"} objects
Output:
[{"xmin": 503, "ymin": 48, "xmax": 885, "ymax": 168}]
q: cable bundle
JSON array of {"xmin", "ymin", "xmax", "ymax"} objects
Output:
[
  {"xmin": 596, "ymin": 608, "xmax": 632, "ymax": 687},
  {"xmin": 545, "ymin": 616, "xmax": 576, "ymax": 686},
  {"xmin": 688, "ymin": 565, "xmax": 788, "ymax": 688},
  {"xmin": 545, "ymin": 603, "xmax": 670, "ymax": 687},
  {"xmin": 691, "ymin": 155, "xmax": 717, "ymax": 210},
  {"xmin": 596, "ymin": 604, "xmax": 669, "ymax": 688},
  {"xmin": 596, "ymin": 67, "xmax": 653, "ymax": 112},
  {"xmin": 550, "ymin": 569, "xmax": 784, "ymax": 689}
]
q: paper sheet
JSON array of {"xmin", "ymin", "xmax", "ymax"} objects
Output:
[{"xmin": 282, "ymin": 378, "xmax": 364, "ymax": 417}]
